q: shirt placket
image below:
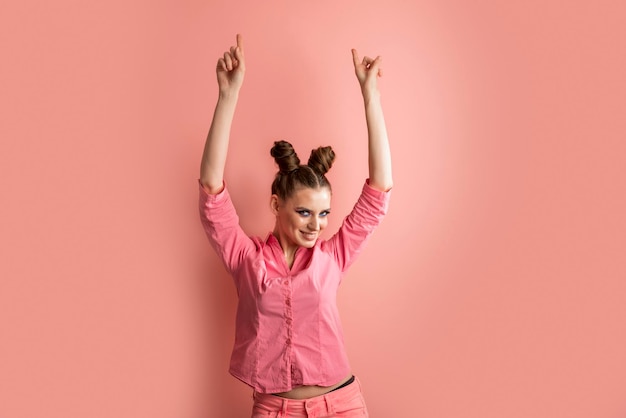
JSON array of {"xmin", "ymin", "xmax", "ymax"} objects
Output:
[{"xmin": 282, "ymin": 275, "xmax": 294, "ymax": 387}]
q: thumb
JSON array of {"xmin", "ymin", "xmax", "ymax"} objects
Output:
[{"xmin": 369, "ymin": 56, "xmax": 383, "ymax": 76}]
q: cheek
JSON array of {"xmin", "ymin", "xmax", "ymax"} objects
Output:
[
  {"xmin": 279, "ymin": 214, "xmax": 296, "ymax": 230},
  {"xmin": 289, "ymin": 215, "xmax": 305, "ymax": 229}
]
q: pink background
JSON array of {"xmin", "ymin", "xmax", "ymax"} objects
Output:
[{"xmin": 1, "ymin": 1, "xmax": 625, "ymax": 417}]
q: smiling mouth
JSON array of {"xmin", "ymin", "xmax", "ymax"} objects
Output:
[{"xmin": 300, "ymin": 231, "xmax": 317, "ymax": 240}]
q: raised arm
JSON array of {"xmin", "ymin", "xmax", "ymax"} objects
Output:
[
  {"xmin": 351, "ymin": 49, "xmax": 393, "ymax": 192},
  {"xmin": 200, "ymin": 34, "xmax": 245, "ymax": 194}
]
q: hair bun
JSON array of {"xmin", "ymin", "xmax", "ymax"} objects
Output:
[
  {"xmin": 307, "ymin": 146, "xmax": 335, "ymax": 175},
  {"xmin": 270, "ymin": 140, "xmax": 300, "ymax": 173}
]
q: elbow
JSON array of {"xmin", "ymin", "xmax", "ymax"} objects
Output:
[
  {"xmin": 369, "ymin": 178, "xmax": 393, "ymax": 192},
  {"xmin": 381, "ymin": 181, "xmax": 393, "ymax": 192},
  {"xmin": 200, "ymin": 178, "xmax": 225, "ymax": 195}
]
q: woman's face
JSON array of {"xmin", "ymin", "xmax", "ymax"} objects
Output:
[{"xmin": 271, "ymin": 186, "xmax": 331, "ymax": 252}]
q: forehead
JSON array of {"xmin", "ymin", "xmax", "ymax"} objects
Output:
[{"xmin": 286, "ymin": 187, "xmax": 331, "ymax": 207}]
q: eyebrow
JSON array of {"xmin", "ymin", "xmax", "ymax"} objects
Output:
[{"xmin": 295, "ymin": 207, "xmax": 332, "ymax": 212}]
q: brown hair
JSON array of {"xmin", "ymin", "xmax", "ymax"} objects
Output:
[{"xmin": 270, "ymin": 140, "xmax": 335, "ymax": 200}]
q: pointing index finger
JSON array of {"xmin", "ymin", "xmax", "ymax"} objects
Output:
[
  {"xmin": 351, "ymin": 49, "xmax": 360, "ymax": 67},
  {"xmin": 236, "ymin": 34, "xmax": 243, "ymax": 51}
]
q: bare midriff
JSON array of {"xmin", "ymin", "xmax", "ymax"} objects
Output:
[{"xmin": 271, "ymin": 374, "xmax": 353, "ymax": 400}]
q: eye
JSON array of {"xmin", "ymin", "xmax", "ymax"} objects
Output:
[
  {"xmin": 319, "ymin": 211, "xmax": 330, "ymax": 217},
  {"xmin": 297, "ymin": 210, "xmax": 311, "ymax": 217}
]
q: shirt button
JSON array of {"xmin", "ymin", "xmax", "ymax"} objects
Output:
[
  {"xmin": 285, "ymin": 299, "xmax": 291, "ymax": 307},
  {"xmin": 285, "ymin": 338, "xmax": 291, "ymax": 345},
  {"xmin": 283, "ymin": 280, "xmax": 289, "ymax": 286}
]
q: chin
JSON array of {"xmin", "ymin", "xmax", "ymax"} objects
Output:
[
  {"xmin": 301, "ymin": 240, "xmax": 317, "ymax": 248},
  {"xmin": 297, "ymin": 233, "xmax": 319, "ymax": 248}
]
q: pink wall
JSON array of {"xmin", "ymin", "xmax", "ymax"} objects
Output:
[{"xmin": 1, "ymin": 1, "xmax": 625, "ymax": 417}]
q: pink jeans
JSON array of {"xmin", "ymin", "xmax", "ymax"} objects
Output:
[{"xmin": 251, "ymin": 377, "xmax": 369, "ymax": 418}]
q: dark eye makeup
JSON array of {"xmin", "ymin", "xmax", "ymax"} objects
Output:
[{"xmin": 295, "ymin": 208, "xmax": 331, "ymax": 217}]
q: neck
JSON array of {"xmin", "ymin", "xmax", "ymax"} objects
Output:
[{"xmin": 272, "ymin": 230, "xmax": 298, "ymax": 269}]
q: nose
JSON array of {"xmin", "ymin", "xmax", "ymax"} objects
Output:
[{"xmin": 308, "ymin": 217, "xmax": 320, "ymax": 231}]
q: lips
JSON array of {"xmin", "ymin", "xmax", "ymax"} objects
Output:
[{"xmin": 300, "ymin": 231, "xmax": 317, "ymax": 241}]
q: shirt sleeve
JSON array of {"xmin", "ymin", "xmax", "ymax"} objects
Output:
[
  {"xmin": 198, "ymin": 181, "xmax": 256, "ymax": 277},
  {"xmin": 324, "ymin": 179, "xmax": 391, "ymax": 272}
]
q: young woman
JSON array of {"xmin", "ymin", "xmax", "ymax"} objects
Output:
[{"xmin": 199, "ymin": 34, "xmax": 392, "ymax": 418}]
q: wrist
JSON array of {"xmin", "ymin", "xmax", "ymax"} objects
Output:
[
  {"xmin": 218, "ymin": 89, "xmax": 240, "ymax": 102},
  {"xmin": 361, "ymin": 88, "xmax": 381, "ymax": 104}
]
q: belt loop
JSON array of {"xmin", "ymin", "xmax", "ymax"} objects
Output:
[
  {"xmin": 325, "ymin": 393, "xmax": 335, "ymax": 415},
  {"xmin": 279, "ymin": 398, "xmax": 288, "ymax": 418}
]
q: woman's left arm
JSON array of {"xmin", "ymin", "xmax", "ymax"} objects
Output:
[{"xmin": 352, "ymin": 49, "xmax": 393, "ymax": 192}]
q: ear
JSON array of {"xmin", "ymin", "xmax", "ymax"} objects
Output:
[{"xmin": 269, "ymin": 194, "xmax": 280, "ymax": 216}]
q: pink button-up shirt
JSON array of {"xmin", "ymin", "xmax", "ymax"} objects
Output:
[{"xmin": 199, "ymin": 180, "xmax": 390, "ymax": 393}]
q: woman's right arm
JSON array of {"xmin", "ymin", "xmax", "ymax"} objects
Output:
[{"xmin": 200, "ymin": 34, "xmax": 245, "ymax": 194}]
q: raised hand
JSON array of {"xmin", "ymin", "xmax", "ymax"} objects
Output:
[
  {"xmin": 201, "ymin": 34, "xmax": 245, "ymax": 193},
  {"xmin": 216, "ymin": 34, "xmax": 245, "ymax": 95},
  {"xmin": 351, "ymin": 48, "xmax": 392, "ymax": 192},
  {"xmin": 351, "ymin": 49, "xmax": 382, "ymax": 95}
]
